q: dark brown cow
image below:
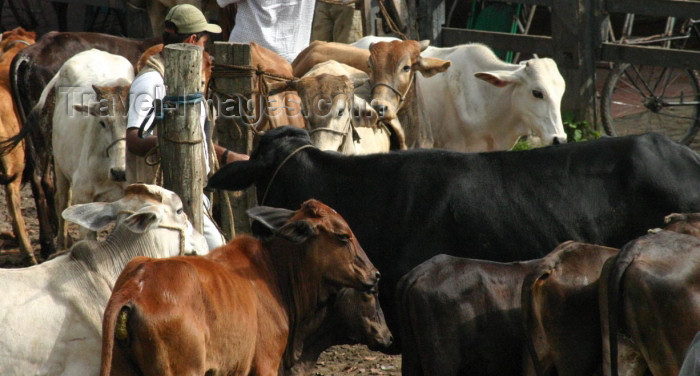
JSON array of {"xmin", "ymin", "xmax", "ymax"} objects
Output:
[
  {"xmin": 0, "ymin": 31, "xmax": 159, "ymax": 258},
  {"xmin": 281, "ymin": 288, "xmax": 393, "ymax": 376},
  {"xmin": 601, "ymin": 224, "xmax": 700, "ymax": 376},
  {"xmin": 100, "ymin": 199, "xmax": 380, "ymax": 376},
  {"xmin": 397, "ymin": 254, "xmax": 539, "ymax": 376},
  {"xmin": 0, "ymin": 27, "xmax": 36, "ymax": 265},
  {"xmin": 521, "ymin": 241, "xmax": 619, "ymax": 376}
]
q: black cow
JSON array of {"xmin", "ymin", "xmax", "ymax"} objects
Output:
[{"xmin": 207, "ymin": 126, "xmax": 700, "ymax": 348}]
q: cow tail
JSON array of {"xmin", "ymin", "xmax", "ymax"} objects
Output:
[
  {"xmin": 10, "ymin": 52, "xmax": 29, "ymax": 125},
  {"xmin": 100, "ymin": 298, "xmax": 135, "ymax": 376},
  {"xmin": 1, "ymin": 54, "xmax": 34, "ymax": 157},
  {"xmin": 521, "ymin": 265, "xmax": 550, "ymax": 376},
  {"xmin": 605, "ymin": 250, "xmax": 636, "ymax": 376}
]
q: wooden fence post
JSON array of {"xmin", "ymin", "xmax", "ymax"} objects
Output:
[
  {"xmin": 211, "ymin": 41, "xmax": 256, "ymax": 238},
  {"xmin": 551, "ymin": 0, "xmax": 598, "ymax": 125},
  {"xmin": 159, "ymin": 43, "xmax": 205, "ymax": 233}
]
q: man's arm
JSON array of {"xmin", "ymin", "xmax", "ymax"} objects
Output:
[{"xmin": 126, "ymin": 128, "xmax": 158, "ymax": 157}]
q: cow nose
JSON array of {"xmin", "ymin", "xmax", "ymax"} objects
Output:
[
  {"xmin": 553, "ymin": 136, "xmax": 562, "ymax": 145},
  {"xmin": 110, "ymin": 168, "xmax": 126, "ymax": 182},
  {"xmin": 375, "ymin": 271, "xmax": 381, "ymax": 282}
]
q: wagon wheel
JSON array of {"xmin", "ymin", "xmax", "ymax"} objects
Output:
[{"xmin": 6, "ymin": 0, "xmax": 38, "ymax": 30}]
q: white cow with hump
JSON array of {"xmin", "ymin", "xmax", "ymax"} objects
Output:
[
  {"xmin": 352, "ymin": 37, "xmax": 567, "ymax": 152},
  {"xmin": 50, "ymin": 48, "xmax": 134, "ymax": 248},
  {"xmin": 0, "ymin": 184, "xmax": 208, "ymax": 376}
]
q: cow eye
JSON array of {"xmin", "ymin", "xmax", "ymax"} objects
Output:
[
  {"xmin": 99, "ymin": 120, "xmax": 106, "ymax": 128},
  {"xmin": 335, "ymin": 233, "xmax": 350, "ymax": 243},
  {"xmin": 338, "ymin": 108, "xmax": 345, "ymax": 117},
  {"xmin": 402, "ymin": 65, "xmax": 411, "ymax": 72},
  {"xmin": 177, "ymin": 208, "xmax": 184, "ymax": 215},
  {"xmin": 532, "ymin": 90, "xmax": 544, "ymax": 99}
]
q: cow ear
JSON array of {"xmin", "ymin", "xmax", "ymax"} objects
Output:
[
  {"xmin": 62, "ymin": 202, "xmax": 118, "ymax": 231},
  {"xmin": 474, "ymin": 71, "xmax": 518, "ymax": 87},
  {"xmin": 247, "ymin": 206, "xmax": 296, "ymax": 238},
  {"xmin": 123, "ymin": 206, "xmax": 163, "ymax": 234},
  {"xmin": 207, "ymin": 159, "xmax": 267, "ymax": 191},
  {"xmin": 416, "ymin": 57, "xmax": 451, "ymax": 78},
  {"xmin": 73, "ymin": 103, "xmax": 102, "ymax": 117},
  {"xmin": 276, "ymin": 220, "xmax": 316, "ymax": 244},
  {"xmin": 418, "ymin": 40, "xmax": 431, "ymax": 51}
]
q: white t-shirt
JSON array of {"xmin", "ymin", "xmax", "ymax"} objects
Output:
[
  {"xmin": 217, "ymin": 0, "xmax": 315, "ymax": 63},
  {"xmin": 127, "ymin": 70, "xmax": 210, "ymax": 173}
]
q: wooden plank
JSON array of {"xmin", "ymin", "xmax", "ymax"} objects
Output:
[
  {"xmin": 441, "ymin": 27, "xmax": 553, "ymax": 55},
  {"xmin": 212, "ymin": 42, "xmax": 256, "ymax": 238},
  {"xmin": 600, "ymin": 43, "xmax": 700, "ymax": 70},
  {"xmin": 160, "ymin": 43, "xmax": 205, "ymax": 233},
  {"xmin": 359, "ymin": 0, "xmax": 372, "ymax": 36},
  {"xmin": 417, "ymin": 0, "xmax": 445, "ymax": 45},
  {"xmin": 607, "ymin": 0, "xmax": 700, "ymax": 20}
]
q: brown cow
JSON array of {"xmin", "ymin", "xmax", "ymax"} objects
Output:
[
  {"xmin": 100, "ymin": 199, "xmax": 380, "ymax": 376},
  {"xmin": 292, "ymin": 40, "xmax": 450, "ymax": 148},
  {"xmin": 281, "ymin": 287, "xmax": 393, "ymax": 376},
  {"xmin": 397, "ymin": 254, "xmax": 539, "ymax": 375},
  {"xmin": 292, "ymin": 40, "xmax": 371, "ymax": 77},
  {"xmin": 600, "ymin": 218, "xmax": 700, "ymax": 376},
  {"xmin": 521, "ymin": 241, "xmax": 619, "ymax": 376},
  {"xmin": 211, "ymin": 42, "xmax": 306, "ymax": 133},
  {"xmin": 0, "ymin": 31, "xmax": 160, "ymax": 259},
  {"xmin": 0, "ymin": 27, "xmax": 36, "ymax": 265}
]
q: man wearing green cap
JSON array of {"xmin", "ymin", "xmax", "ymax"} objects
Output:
[{"xmin": 127, "ymin": 4, "xmax": 247, "ymax": 250}]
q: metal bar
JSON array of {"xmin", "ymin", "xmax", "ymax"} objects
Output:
[
  {"xmin": 442, "ymin": 27, "xmax": 553, "ymax": 55},
  {"xmin": 600, "ymin": 43, "xmax": 700, "ymax": 70}
]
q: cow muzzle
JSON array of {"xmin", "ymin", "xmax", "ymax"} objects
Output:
[{"xmin": 110, "ymin": 168, "xmax": 126, "ymax": 182}]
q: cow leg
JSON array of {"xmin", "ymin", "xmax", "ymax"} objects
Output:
[
  {"xmin": 4, "ymin": 180, "xmax": 37, "ymax": 265},
  {"xmin": 54, "ymin": 166, "xmax": 70, "ymax": 251},
  {"xmin": 26, "ymin": 137, "xmax": 57, "ymax": 259}
]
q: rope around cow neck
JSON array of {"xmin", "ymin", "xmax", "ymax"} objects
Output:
[{"xmin": 260, "ymin": 144, "xmax": 315, "ymax": 205}]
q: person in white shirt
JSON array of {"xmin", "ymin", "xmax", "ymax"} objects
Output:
[
  {"xmin": 216, "ymin": 0, "xmax": 316, "ymax": 63},
  {"xmin": 127, "ymin": 4, "xmax": 248, "ymax": 250}
]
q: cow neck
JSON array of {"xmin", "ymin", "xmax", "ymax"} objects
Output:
[
  {"xmin": 73, "ymin": 223, "xmax": 180, "ymax": 283},
  {"xmin": 262, "ymin": 237, "xmax": 334, "ymax": 369},
  {"xmin": 261, "ymin": 144, "xmax": 315, "ymax": 205},
  {"xmin": 396, "ymin": 73, "xmax": 424, "ymax": 148}
]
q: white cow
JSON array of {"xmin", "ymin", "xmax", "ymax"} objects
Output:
[
  {"xmin": 297, "ymin": 60, "xmax": 392, "ymax": 154},
  {"xmin": 0, "ymin": 183, "xmax": 208, "ymax": 376},
  {"xmin": 352, "ymin": 36, "xmax": 567, "ymax": 152},
  {"xmin": 50, "ymin": 49, "xmax": 134, "ymax": 248}
]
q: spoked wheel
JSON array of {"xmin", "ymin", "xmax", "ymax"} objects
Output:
[{"xmin": 600, "ymin": 63, "xmax": 700, "ymax": 145}]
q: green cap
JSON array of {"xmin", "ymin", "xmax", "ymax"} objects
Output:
[{"xmin": 165, "ymin": 4, "xmax": 222, "ymax": 34}]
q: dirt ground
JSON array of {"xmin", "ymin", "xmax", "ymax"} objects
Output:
[{"xmin": 0, "ymin": 183, "xmax": 402, "ymax": 375}]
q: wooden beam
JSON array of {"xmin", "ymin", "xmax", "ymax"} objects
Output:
[
  {"xmin": 606, "ymin": 0, "xmax": 700, "ymax": 20},
  {"xmin": 441, "ymin": 28, "xmax": 553, "ymax": 55},
  {"xmin": 600, "ymin": 43, "xmax": 700, "ymax": 70},
  {"xmin": 160, "ymin": 43, "xmax": 205, "ymax": 233},
  {"xmin": 359, "ymin": 0, "xmax": 372, "ymax": 36},
  {"xmin": 211, "ymin": 42, "xmax": 257, "ymax": 238}
]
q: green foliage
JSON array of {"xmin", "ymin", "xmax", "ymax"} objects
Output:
[
  {"xmin": 510, "ymin": 117, "xmax": 601, "ymax": 151},
  {"xmin": 564, "ymin": 119, "xmax": 601, "ymax": 143},
  {"xmin": 562, "ymin": 112, "xmax": 601, "ymax": 143},
  {"xmin": 511, "ymin": 137, "xmax": 533, "ymax": 151}
]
